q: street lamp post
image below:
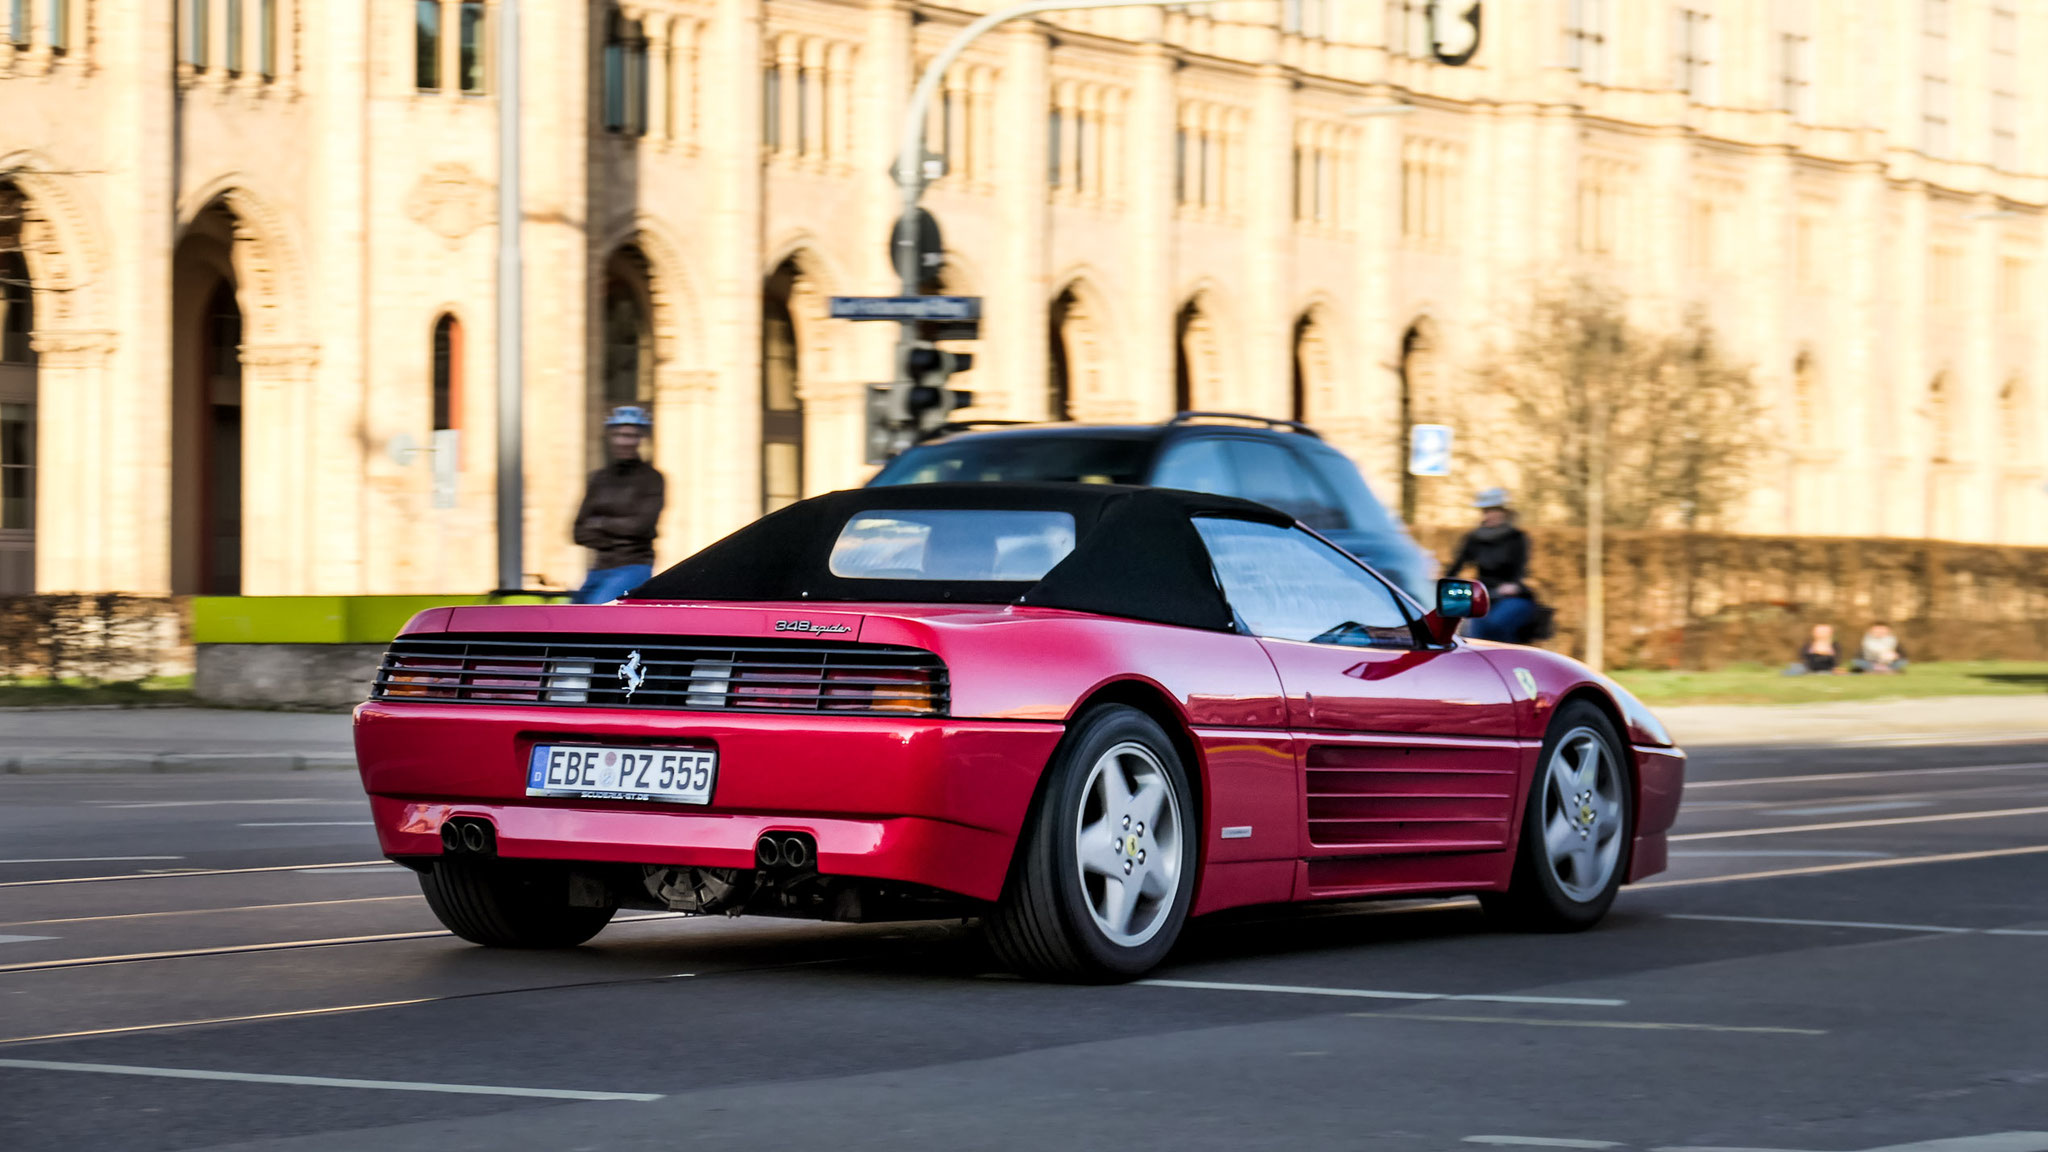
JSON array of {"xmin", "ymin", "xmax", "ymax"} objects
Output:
[
  {"xmin": 885, "ymin": 0, "xmax": 1227, "ymax": 422},
  {"xmin": 494, "ymin": 0, "xmax": 524, "ymax": 593}
]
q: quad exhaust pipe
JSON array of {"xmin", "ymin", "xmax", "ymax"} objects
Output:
[{"xmin": 755, "ymin": 832, "xmax": 814, "ymax": 872}]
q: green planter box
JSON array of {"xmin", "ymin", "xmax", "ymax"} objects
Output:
[{"xmin": 191, "ymin": 594, "xmax": 565, "ymax": 646}]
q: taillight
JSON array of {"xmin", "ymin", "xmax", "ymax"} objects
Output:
[
  {"xmin": 385, "ymin": 657, "xmax": 461, "ymax": 698},
  {"xmin": 469, "ymin": 660, "xmax": 543, "ymax": 701},
  {"xmin": 823, "ymin": 667, "xmax": 937, "ymax": 715}
]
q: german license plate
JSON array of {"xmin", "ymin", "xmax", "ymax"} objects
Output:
[{"xmin": 525, "ymin": 744, "xmax": 717, "ymax": 804}]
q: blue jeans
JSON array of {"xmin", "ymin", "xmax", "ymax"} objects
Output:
[
  {"xmin": 1466, "ymin": 595, "xmax": 1536, "ymax": 643},
  {"xmin": 571, "ymin": 563, "xmax": 652, "ymax": 605}
]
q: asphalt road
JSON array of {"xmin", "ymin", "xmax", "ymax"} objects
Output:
[{"xmin": 2, "ymin": 739, "xmax": 2045, "ymax": 1152}]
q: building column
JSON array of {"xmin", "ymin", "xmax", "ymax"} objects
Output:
[
  {"xmin": 1126, "ymin": 34, "xmax": 1176, "ymax": 419},
  {"xmin": 1960, "ymin": 200, "xmax": 2003, "ymax": 542},
  {"xmin": 103, "ymin": 0, "xmax": 177, "ymax": 593},
  {"xmin": 1244, "ymin": 61, "xmax": 1295, "ymax": 418},
  {"xmin": 27, "ymin": 331, "xmax": 116, "ymax": 592},
  {"xmin": 237, "ymin": 343, "xmax": 319, "ymax": 594},
  {"xmin": 989, "ymin": 21, "xmax": 1051, "ymax": 420},
  {"xmin": 1836, "ymin": 162, "xmax": 1887, "ymax": 539},
  {"xmin": 698, "ymin": 0, "xmax": 765, "ymax": 544}
]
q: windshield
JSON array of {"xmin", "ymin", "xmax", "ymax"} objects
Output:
[{"xmin": 870, "ymin": 436, "xmax": 1153, "ymax": 486}]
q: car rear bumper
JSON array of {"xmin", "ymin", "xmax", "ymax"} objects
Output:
[
  {"xmin": 354, "ymin": 701, "xmax": 1066, "ymax": 902},
  {"xmin": 1627, "ymin": 743, "xmax": 1687, "ymax": 883}
]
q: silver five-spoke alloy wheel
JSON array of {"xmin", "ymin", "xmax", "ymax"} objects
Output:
[
  {"xmin": 1539, "ymin": 725, "xmax": 1624, "ymax": 902},
  {"xmin": 1074, "ymin": 741, "xmax": 1184, "ymax": 947}
]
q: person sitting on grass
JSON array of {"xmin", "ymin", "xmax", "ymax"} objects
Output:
[
  {"xmin": 1852, "ymin": 622, "xmax": 1909, "ymax": 674},
  {"xmin": 1786, "ymin": 623, "xmax": 1846, "ymax": 675}
]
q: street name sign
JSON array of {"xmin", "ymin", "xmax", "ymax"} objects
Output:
[{"xmin": 829, "ymin": 296, "xmax": 983, "ymax": 322}]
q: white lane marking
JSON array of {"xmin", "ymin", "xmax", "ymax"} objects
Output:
[
  {"xmin": 0, "ymin": 895, "xmax": 421, "ymax": 928},
  {"xmin": 1354, "ymin": 1013, "xmax": 1823, "ymax": 1035},
  {"xmin": 0, "ymin": 1058, "xmax": 664, "ymax": 1102},
  {"xmin": 1670, "ymin": 805, "xmax": 2048, "ymax": 842},
  {"xmin": 293, "ymin": 866, "xmax": 404, "ymax": 874},
  {"xmin": 1688, "ymin": 762, "xmax": 2048, "ymax": 789},
  {"xmin": 86, "ymin": 799, "xmax": 349, "ymax": 809},
  {"xmin": 1466, "ymin": 1131, "xmax": 1622, "ymax": 1139},
  {"xmin": 1656, "ymin": 1134, "xmax": 2048, "ymax": 1152},
  {"xmin": 1766, "ymin": 800, "xmax": 1931, "ymax": 817},
  {"xmin": 1675, "ymin": 912, "xmax": 2048, "ymax": 937},
  {"xmin": 0, "ymin": 860, "xmax": 389, "ymax": 888},
  {"xmin": 0, "ymin": 856, "xmax": 183, "ymax": 865},
  {"xmin": 0, "ymin": 999, "xmax": 440, "ymax": 1046},
  {"xmin": 1636, "ymin": 843, "xmax": 2048, "ymax": 888},
  {"xmin": 0, "ymin": 912, "xmax": 689, "ymax": 972},
  {"xmin": 1669, "ymin": 913, "xmax": 1977, "ymax": 934},
  {"xmin": 1139, "ymin": 979, "xmax": 1624, "ymax": 1007},
  {"xmin": 239, "ymin": 822, "xmax": 374, "ymax": 828},
  {"xmin": 1670, "ymin": 850, "xmax": 1893, "ymax": 858},
  {"xmin": 0, "ymin": 935, "xmax": 55, "ymax": 945}
]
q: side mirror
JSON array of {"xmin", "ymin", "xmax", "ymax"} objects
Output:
[{"xmin": 1422, "ymin": 579, "xmax": 1489, "ymax": 646}]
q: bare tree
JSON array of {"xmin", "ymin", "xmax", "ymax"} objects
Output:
[{"xmin": 1469, "ymin": 280, "xmax": 1764, "ymax": 667}]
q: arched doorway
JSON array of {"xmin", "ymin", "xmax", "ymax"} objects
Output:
[
  {"xmin": 1175, "ymin": 295, "xmax": 1225, "ymax": 413},
  {"xmin": 761, "ymin": 258, "xmax": 805, "ymax": 513},
  {"xmin": 1048, "ymin": 278, "xmax": 1118, "ymax": 420},
  {"xmin": 171, "ymin": 201, "xmax": 245, "ymax": 595},
  {"xmin": 596, "ymin": 247, "xmax": 654, "ymax": 467},
  {"xmin": 1290, "ymin": 308, "xmax": 1334, "ymax": 425},
  {"xmin": 1396, "ymin": 319, "xmax": 1437, "ymax": 525},
  {"xmin": 0, "ymin": 186, "xmax": 34, "ymax": 593}
]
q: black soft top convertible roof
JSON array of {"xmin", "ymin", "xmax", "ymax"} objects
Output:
[{"xmin": 628, "ymin": 482, "xmax": 1291, "ymax": 631}]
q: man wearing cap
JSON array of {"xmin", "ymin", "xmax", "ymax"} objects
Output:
[
  {"xmin": 569, "ymin": 406, "xmax": 666, "ymax": 604},
  {"xmin": 1446, "ymin": 487, "xmax": 1537, "ymax": 643}
]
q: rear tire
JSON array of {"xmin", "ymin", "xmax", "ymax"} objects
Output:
[
  {"xmin": 986, "ymin": 705, "xmax": 1196, "ymax": 982},
  {"xmin": 1481, "ymin": 700, "xmax": 1633, "ymax": 932},
  {"xmin": 420, "ymin": 859, "xmax": 617, "ymax": 948}
]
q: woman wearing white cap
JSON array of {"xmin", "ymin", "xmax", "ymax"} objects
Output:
[
  {"xmin": 1446, "ymin": 488, "xmax": 1538, "ymax": 643},
  {"xmin": 569, "ymin": 406, "xmax": 665, "ymax": 604}
]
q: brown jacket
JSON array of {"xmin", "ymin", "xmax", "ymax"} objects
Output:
[{"xmin": 572, "ymin": 459, "xmax": 665, "ymax": 569}]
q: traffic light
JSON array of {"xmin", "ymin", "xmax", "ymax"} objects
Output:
[
  {"xmin": 901, "ymin": 341, "xmax": 975, "ymax": 434},
  {"xmin": 865, "ymin": 343, "xmax": 976, "ymax": 464}
]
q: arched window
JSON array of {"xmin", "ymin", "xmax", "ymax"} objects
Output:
[
  {"xmin": 1048, "ymin": 288, "xmax": 1076, "ymax": 421},
  {"xmin": 762, "ymin": 259, "xmax": 805, "ymax": 513},
  {"xmin": 0, "ymin": 248, "xmax": 31, "ymax": 366},
  {"xmin": 259, "ymin": 0, "xmax": 276, "ymax": 78},
  {"xmin": 431, "ymin": 314, "xmax": 461, "ymax": 432},
  {"xmin": 1792, "ymin": 351, "xmax": 1820, "ymax": 445},
  {"xmin": 602, "ymin": 11, "xmax": 648, "ymax": 135},
  {"xmin": 415, "ymin": 0, "xmax": 441, "ymax": 90},
  {"xmin": 1926, "ymin": 373, "xmax": 1953, "ymax": 463},
  {"xmin": 459, "ymin": 0, "xmax": 487, "ymax": 93},
  {"xmin": 1174, "ymin": 300, "xmax": 1198, "ymax": 413},
  {"xmin": 2000, "ymin": 377, "xmax": 2027, "ymax": 463}
]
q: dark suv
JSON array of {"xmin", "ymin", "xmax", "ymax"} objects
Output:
[{"xmin": 867, "ymin": 412, "xmax": 1439, "ymax": 599}]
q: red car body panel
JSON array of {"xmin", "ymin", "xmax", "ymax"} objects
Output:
[{"xmin": 355, "ymin": 599, "xmax": 1682, "ymax": 919}]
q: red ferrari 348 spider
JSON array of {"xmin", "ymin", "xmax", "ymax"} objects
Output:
[{"xmin": 355, "ymin": 483, "xmax": 1684, "ymax": 980}]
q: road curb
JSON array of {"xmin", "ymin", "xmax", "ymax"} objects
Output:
[{"xmin": 0, "ymin": 753, "xmax": 358, "ymax": 775}]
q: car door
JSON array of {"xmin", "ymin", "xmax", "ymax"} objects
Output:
[{"xmin": 1191, "ymin": 516, "xmax": 1523, "ymax": 863}]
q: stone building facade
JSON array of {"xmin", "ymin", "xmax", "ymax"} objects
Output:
[{"xmin": 1, "ymin": 0, "xmax": 2045, "ymax": 596}]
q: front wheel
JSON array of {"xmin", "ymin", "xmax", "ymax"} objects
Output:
[
  {"xmin": 1481, "ymin": 701, "xmax": 1633, "ymax": 932},
  {"xmin": 420, "ymin": 858, "xmax": 618, "ymax": 948},
  {"xmin": 986, "ymin": 705, "xmax": 1196, "ymax": 982}
]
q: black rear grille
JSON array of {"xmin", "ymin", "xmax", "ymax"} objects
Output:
[{"xmin": 371, "ymin": 635, "xmax": 949, "ymax": 716}]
